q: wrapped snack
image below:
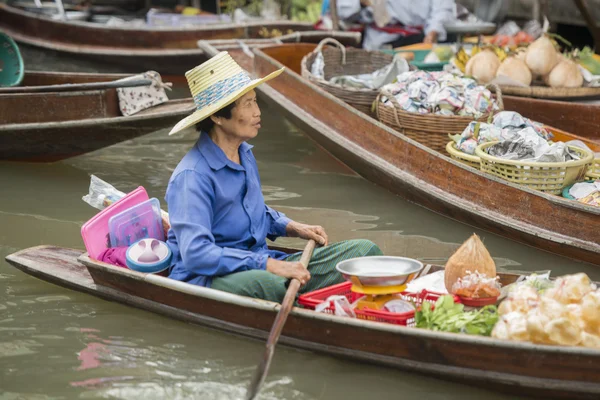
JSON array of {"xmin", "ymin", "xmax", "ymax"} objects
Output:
[
  {"xmin": 492, "ymin": 111, "xmax": 529, "ymax": 130},
  {"xmin": 493, "ymin": 311, "xmax": 530, "ymax": 341},
  {"xmin": 315, "ymin": 295, "xmax": 356, "ymax": 318},
  {"xmin": 452, "ymin": 271, "xmax": 501, "ymax": 298},
  {"xmin": 544, "ymin": 273, "xmax": 595, "ymax": 305},
  {"xmin": 498, "ymin": 285, "xmax": 539, "ymax": 315},
  {"xmin": 458, "ymin": 138, "xmax": 478, "ymax": 154},
  {"xmin": 580, "ymin": 290, "xmax": 600, "ymax": 331},
  {"xmin": 444, "ymin": 234, "xmax": 496, "ymax": 293},
  {"xmin": 545, "ymin": 317, "xmax": 582, "ymax": 346}
]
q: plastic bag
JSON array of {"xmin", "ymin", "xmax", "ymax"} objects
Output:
[
  {"xmin": 82, "ymin": 175, "xmax": 126, "ymax": 210},
  {"xmin": 82, "ymin": 175, "xmax": 171, "ymax": 235},
  {"xmin": 315, "ymin": 295, "xmax": 356, "ymax": 318},
  {"xmin": 451, "ymin": 271, "xmax": 501, "ymax": 298}
]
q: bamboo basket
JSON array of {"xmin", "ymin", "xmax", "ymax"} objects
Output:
[
  {"xmin": 445, "ymin": 141, "xmax": 480, "ymax": 169},
  {"xmin": 586, "ymin": 157, "xmax": 600, "ymax": 180},
  {"xmin": 375, "ymin": 85, "xmax": 503, "ymax": 153},
  {"xmin": 301, "ymin": 38, "xmax": 395, "ymax": 116},
  {"xmin": 476, "ymin": 141, "xmax": 594, "ymax": 195},
  {"xmin": 499, "ymin": 85, "xmax": 600, "ymax": 99}
]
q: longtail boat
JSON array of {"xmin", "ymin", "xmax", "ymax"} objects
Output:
[
  {"xmin": 0, "ymin": 71, "xmax": 195, "ymax": 162},
  {"xmin": 193, "ymin": 42, "xmax": 600, "ymax": 266},
  {"xmin": 5, "ymin": 245, "xmax": 600, "ymax": 399},
  {"xmin": 0, "ymin": 3, "xmax": 360, "ymax": 75}
]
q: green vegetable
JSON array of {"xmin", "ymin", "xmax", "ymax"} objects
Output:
[
  {"xmin": 578, "ymin": 46, "xmax": 600, "ymax": 75},
  {"xmin": 415, "ymin": 295, "xmax": 499, "ymax": 336}
]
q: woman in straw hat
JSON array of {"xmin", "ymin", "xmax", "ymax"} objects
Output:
[{"xmin": 164, "ymin": 52, "xmax": 382, "ymax": 303}]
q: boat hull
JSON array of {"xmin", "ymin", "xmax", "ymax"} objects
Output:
[
  {"xmin": 0, "ymin": 4, "xmax": 361, "ymax": 74},
  {"xmin": 0, "ymin": 71, "xmax": 194, "ymax": 162},
  {"xmin": 5, "ymin": 245, "xmax": 600, "ymax": 399}
]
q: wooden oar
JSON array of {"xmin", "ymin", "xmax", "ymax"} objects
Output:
[
  {"xmin": 0, "ymin": 79, "xmax": 153, "ymax": 94},
  {"xmin": 246, "ymin": 239, "xmax": 317, "ymax": 400}
]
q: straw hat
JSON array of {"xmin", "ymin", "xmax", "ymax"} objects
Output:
[{"xmin": 168, "ymin": 51, "xmax": 283, "ymax": 135}]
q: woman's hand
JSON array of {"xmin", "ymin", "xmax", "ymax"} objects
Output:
[
  {"xmin": 266, "ymin": 258, "xmax": 311, "ymax": 285},
  {"xmin": 285, "ymin": 221, "xmax": 328, "ymax": 246},
  {"xmin": 424, "ymin": 31, "xmax": 439, "ymax": 44}
]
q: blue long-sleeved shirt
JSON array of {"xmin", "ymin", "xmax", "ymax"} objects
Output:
[{"xmin": 164, "ymin": 132, "xmax": 291, "ymax": 287}]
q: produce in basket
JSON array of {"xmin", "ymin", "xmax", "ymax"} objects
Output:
[
  {"xmin": 525, "ymin": 35, "xmax": 559, "ymax": 76},
  {"xmin": 444, "ymin": 234, "xmax": 496, "ymax": 294},
  {"xmin": 496, "ymin": 56, "xmax": 532, "ymax": 86},
  {"xmin": 545, "ymin": 58, "xmax": 584, "ymax": 88},
  {"xmin": 465, "ymin": 50, "xmax": 500, "ymax": 84}
]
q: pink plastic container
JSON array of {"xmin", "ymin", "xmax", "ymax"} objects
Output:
[{"xmin": 81, "ymin": 186, "xmax": 149, "ymax": 259}]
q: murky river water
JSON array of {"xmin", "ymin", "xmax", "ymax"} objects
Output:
[{"xmin": 1, "ymin": 47, "xmax": 598, "ymax": 399}]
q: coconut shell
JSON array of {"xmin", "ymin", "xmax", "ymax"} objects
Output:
[
  {"xmin": 444, "ymin": 234, "xmax": 496, "ymax": 293},
  {"xmin": 496, "ymin": 57, "xmax": 532, "ymax": 86}
]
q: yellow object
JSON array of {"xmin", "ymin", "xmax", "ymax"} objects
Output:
[
  {"xmin": 355, "ymin": 294, "xmax": 396, "ymax": 310},
  {"xmin": 181, "ymin": 7, "xmax": 201, "ymax": 15},
  {"xmin": 476, "ymin": 142, "xmax": 594, "ymax": 194},
  {"xmin": 394, "ymin": 43, "xmax": 432, "ymax": 51},
  {"xmin": 445, "ymin": 141, "xmax": 480, "ymax": 169},
  {"xmin": 168, "ymin": 52, "xmax": 284, "ymax": 136},
  {"xmin": 350, "ymin": 283, "xmax": 407, "ymax": 295},
  {"xmin": 586, "ymin": 157, "xmax": 600, "ymax": 180}
]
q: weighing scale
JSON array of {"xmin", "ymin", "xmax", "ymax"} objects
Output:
[{"xmin": 337, "ymin": 256, "xmax": 424, "ymax": 310}]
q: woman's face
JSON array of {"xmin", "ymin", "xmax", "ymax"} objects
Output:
[{"xmin": 215, "ymin": 90, "xmax": 261, "ymax": 141}]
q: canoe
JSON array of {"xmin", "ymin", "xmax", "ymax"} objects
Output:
[
  {"xmin": 194, "ymin": 42, "xmax": 600, "ymax": 266},
  {"xmin": 0, "ymin": 71, "xmax": 195, "ymax": 162},
  {"xmin": 502, "ymin": 96, "xmax": 600, "ymax": 143},
  {"xmin": 5, "ymin": 245, "xmax": 600, "ymax": 399},
  {"xmin": 0, "ymin": 3, "xmax": 361, "ymax": 75}
]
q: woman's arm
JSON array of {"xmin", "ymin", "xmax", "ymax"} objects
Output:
[
  {"xmin": 425, "ymin": 0, "xmax": 455, "ymax": 42},
  {"xmin": 168, "ymin": 170, "xmax": 268, "ymax": 276}
]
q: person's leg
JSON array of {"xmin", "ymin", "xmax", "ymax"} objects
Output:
[
  {"xmin": 285, "ymin": 239, "xmax": 383, "ymax": 294},
  {"xmin": 210, "ymin": 270, "xmax": 288, "ymax": 303}
]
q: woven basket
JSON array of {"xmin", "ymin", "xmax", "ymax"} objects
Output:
[
  {"xmin": 445, "ymin": 141, "xmax": 480, "ymax": 169},
  {"xmin": 476, "ymin": 141, "xmax": 594, "ymax": 195},
  {"xmin": 498, "ymin": 85, "xmax": 600, "ymax": 99},
  {"xmin": 586, "ymin": 157, "xmax": 600, "ymax": 180},
  {"xmin": 375, "ymin": 85, "xmax": 504, "ymax": 153},
  {"xmin": 300, "ymin": 38, "xmax": 395, "ymax": 116}
]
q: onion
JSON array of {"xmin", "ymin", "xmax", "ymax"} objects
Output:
[
  {"xmin": 465, "ymin": 50, "xmax": 500, "ymax": 84},
  {"xmin": 496, "ymin": 57, "xmax": 532, "ymax": 86},
  {"xmin": 546, "ymin": 59, "xmax": 584, "ymax": 88},
  {"xmin": 525, "ymin": 36, "xmax": 559, "ymax": 76}
]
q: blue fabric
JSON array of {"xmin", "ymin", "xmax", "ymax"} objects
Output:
[{"xmin": 165, "ymin": 132, "xmax": 291, "ymax": 287}]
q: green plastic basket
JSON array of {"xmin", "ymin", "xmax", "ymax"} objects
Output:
[
  {"xmin": 0, "ymin": 32, "xmax": 24, "ymax": 87},
  {"xmin": 381, "ymin": 49, "xmax": 448, "ymax": 71}
]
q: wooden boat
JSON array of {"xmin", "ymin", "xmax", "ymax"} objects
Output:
[
  {"xmin": 0, "ymin": 71, "xmax": 195, "ymax": 162},
  {"xmin": 502, "ymin": 96, "xmax": 600, "ymax": 143},
  {"xmin": 5, "ymin": 245, "xmax": 600, "ymax": 399},
  {"xmin": 0, "ymin": 3, "xmax": 361, "ymax": 75},
  {"xmin": 192, "ymin": 42, "xmax": 600, "ymax": 266}
]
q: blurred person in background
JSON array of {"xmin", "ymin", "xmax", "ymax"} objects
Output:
[{"xmin": 336, "ymin": 0, "xmax": 456, "ymax": 50}]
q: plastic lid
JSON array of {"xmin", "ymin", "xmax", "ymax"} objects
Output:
[{"xmin": 126, "ymin": 239, "xmax": 172, "ymax": 273}]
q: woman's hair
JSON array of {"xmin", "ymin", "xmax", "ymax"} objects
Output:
[{"xmin": 195, "ymin": 101, "xmax": 236, "ymax": 133}]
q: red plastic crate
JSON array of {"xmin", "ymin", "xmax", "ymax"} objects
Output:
[{"xmin": 298, "ymin": 281, "xmax": 460, "ymax": 326}]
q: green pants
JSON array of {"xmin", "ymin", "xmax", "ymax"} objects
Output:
[{"xmin": 211, "ymin": 239, "xmax": 383, "ymax": 303}]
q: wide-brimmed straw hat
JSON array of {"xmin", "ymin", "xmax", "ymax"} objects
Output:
[{"xmin": 168, "ymin": 51, "xmax": 283, "ymax": 135}]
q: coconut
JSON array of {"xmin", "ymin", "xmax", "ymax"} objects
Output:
[
  {"xmin": 546, "ymin": 59, "xmax": 584, "ymax": 88},
  {"xmin": 465, "ymin": 50, "xmax": 500, "ymax": 84},
  {"xmin": 496, "ymin": 57, "xmax": 532, "ymax": 86},
  {"xmin": 525, "ymin": 36, "xmax": 559, "ymax": 76},
  {"xmin": 444, "ymin": 234, "xmax": 496, "ymax": 293}
]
